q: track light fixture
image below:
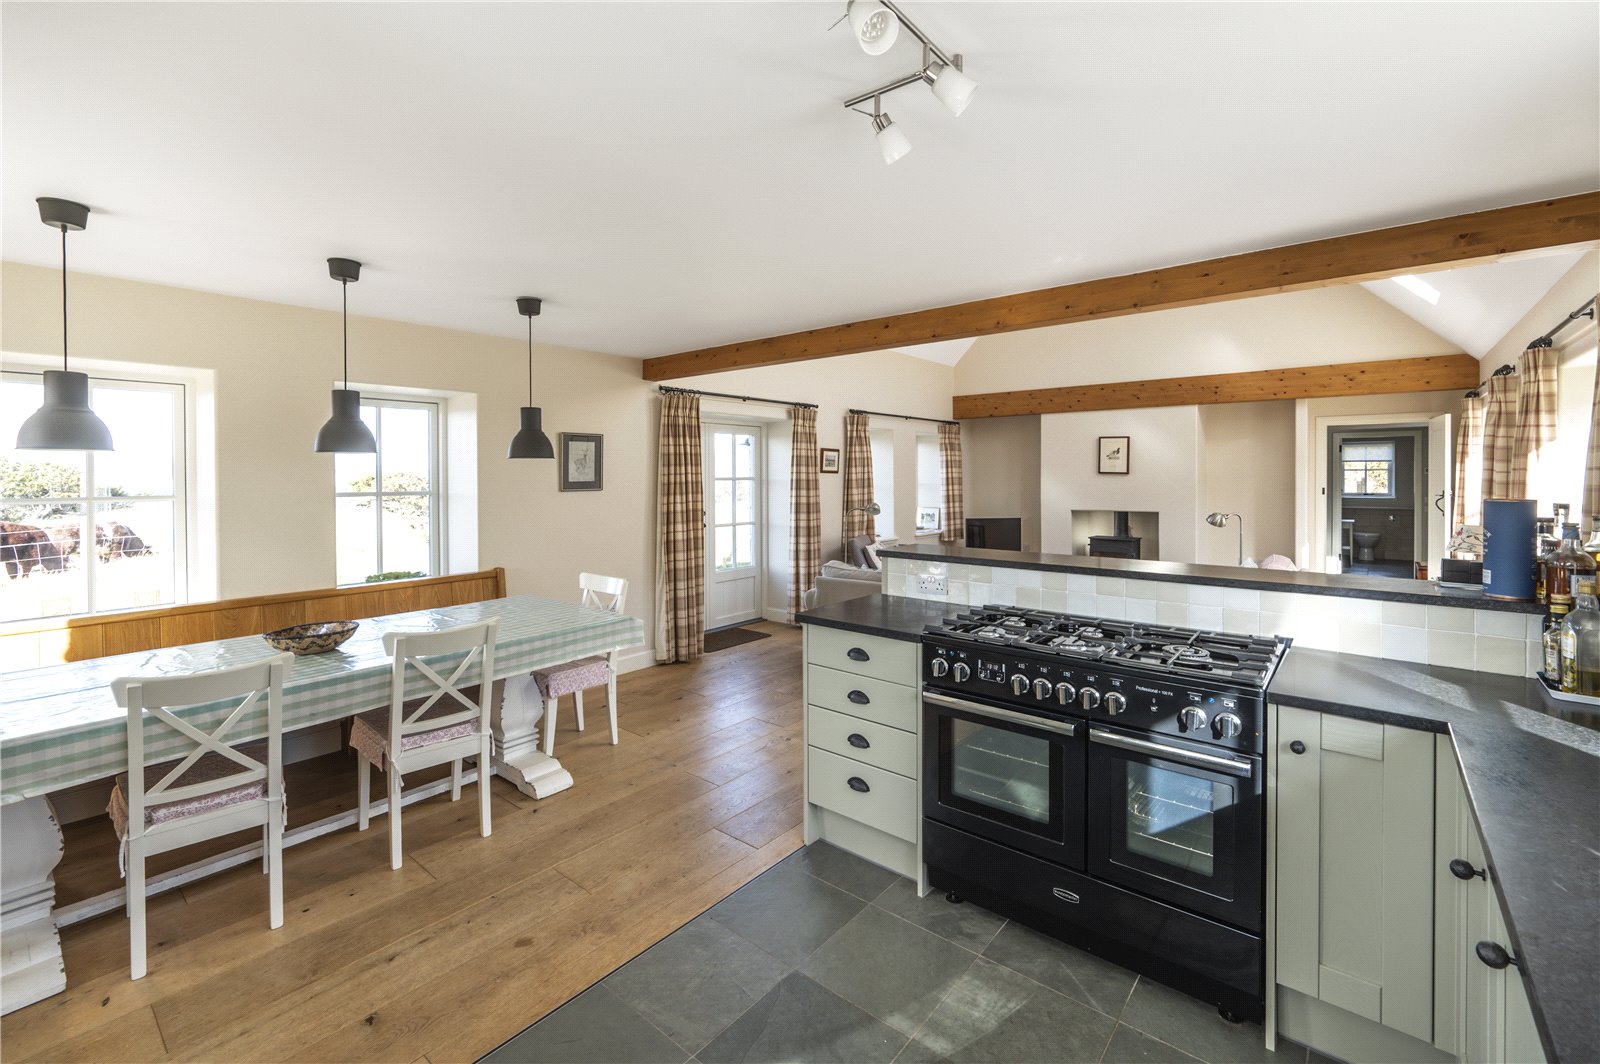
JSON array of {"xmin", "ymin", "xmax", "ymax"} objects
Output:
[{"xmin": 839, "ymin": 1, "xmax": 976, "ymax": 164}]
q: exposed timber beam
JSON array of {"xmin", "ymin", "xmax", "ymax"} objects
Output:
[
  {"xmin": 641, "ymin": 192, "xmax": 1599, "ymax": 381},
  {"xmin": 951, "ymin": 354, "xmax": 1483, "ymax": 419}
]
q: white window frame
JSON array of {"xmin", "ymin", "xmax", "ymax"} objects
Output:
[
  {"xmin": 1341, "ymin": 439, "xmax": 1398, "ymax": 500},
  {"xmin": 1, "ymin": 369, "xmax": 190, "ymax": 616},
  {"xmin": 333, "ymin": 393, "xmax": 446, "ymax": 586},
  {"xmin": 915, "ymin": 432, "xmax": 944, "ymax": 537}
]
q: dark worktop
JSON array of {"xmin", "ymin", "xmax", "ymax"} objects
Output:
[
  {"xmin": 797, "ymin": 594, "xmax": 1599, "ymax": 1063},
  {"xmin": 878, "ymin": 543, "xmax": 1543, "ymax": 614}
]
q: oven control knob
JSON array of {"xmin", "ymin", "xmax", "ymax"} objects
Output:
[
  {"xmin": 1104, "ymin": 692, "xmax": 1128, "ymax": 716},
  {"xmin": 951, "ymin": 662, "xmax": 971, "ymax": 683},
  {"xmin": 1213, "ymin": 712, "xmax": 1243, "ymax": 739},
  {"xmin": 1179, "ymin": 706, "xmax": 1209, "ymax": 733},
  {"xmin": 1011, "ymin": 674, "xmax": 1030, "ymax": 697},
  {"xmin": 1055, "ymin": 682, "xmax": 1077, "ymax": 705},
  {"xmin": 1033, "ymin": 678, "xmax": 1053, "ymax": 701},
  {"xmin": 931, "ymin": 657, "xmax": 949, "ymax": 678},
  {"xmin": 1080, "ymin": 687, "xmax": 1101, "ymax": 711}
]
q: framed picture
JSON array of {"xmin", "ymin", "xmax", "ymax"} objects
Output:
[
  {"xmin": 916, "ymin": 506, "xmax": 942, "ymax": 532},
  {"xmin": 1098, "ymin": 436, "xmax": 1130, "ymax": 475},
  {"xmin": 819, "ymin": 447, "xmax": 841, "ymax": 474},
  {"xmin": 560, "ymin": 433, "xmax": 603, "ymax": 491}
]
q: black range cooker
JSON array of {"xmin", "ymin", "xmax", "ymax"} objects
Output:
[{"xmin": 921, "ymin": 606, "xmax": 1288, "ymax": 1022}]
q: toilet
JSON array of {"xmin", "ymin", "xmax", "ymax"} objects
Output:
[{"xmin": 1353, "ymin": 531, "xmax": 1382, "ymax": 563}]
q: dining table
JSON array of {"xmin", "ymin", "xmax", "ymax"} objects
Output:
[{"xmin": 0, "ymin": 593, "xmax": 644, "ymax": 1015}]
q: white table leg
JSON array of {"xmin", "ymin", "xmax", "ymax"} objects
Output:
[
  {"xmin": 1, "ymin": 797, "xmax": 66, "ymax": 1014},
  {"xmin": 491, "ymin": 674, "xmax": 573, "ymax": 800}
]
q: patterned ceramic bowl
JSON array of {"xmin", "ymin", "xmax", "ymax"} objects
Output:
[{"xmin": 262, "ymin": 620, "xmax": 359, "ymax": 656}]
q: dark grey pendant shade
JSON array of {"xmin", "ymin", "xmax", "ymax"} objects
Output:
[
  {"xmin": 313, "ymin": 258, "xmax": 377, "ymax": 453},
  {"xmin": 508, "ymin": 296, "xmax": 554, "ymax": 460},
  {"xmin": 16, "ymin": 198, "xmax": 114, "ymax": 451}
]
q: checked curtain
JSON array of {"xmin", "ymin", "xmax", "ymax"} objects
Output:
[{"xmin": 654, "ymin": 392, "xmax": 704, "ymax": 663}]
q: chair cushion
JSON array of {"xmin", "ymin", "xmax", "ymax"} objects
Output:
[
  {"xmin": 348, "ymin": 683, "xmax": 497, "ymax": 771},
  {"xmin": 532, "ymin": 656, "xmax": 611, "ymax": 699},
  {"xmin": 107, "ymin": 739, "xmax": 269, "ymax": 839},
  {"xmin": 846, "ymin": 534, "xmax": 873, "ymax": 567}
]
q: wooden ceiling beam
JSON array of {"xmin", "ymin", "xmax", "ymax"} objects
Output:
[
  {"xmin": 951, "ymin": 354, "xmax": 1483, "ymax": 419},
  {"xmin": 640, "ymin": 192, "xmax": 1599, "ymax": 381}
]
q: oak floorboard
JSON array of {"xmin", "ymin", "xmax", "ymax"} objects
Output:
[{"xmin": 0, "ymin": 623, "xmax": 806, "ymax": 1064}]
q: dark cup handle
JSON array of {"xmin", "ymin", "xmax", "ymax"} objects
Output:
[
  {"xmin": 847, "ymin": 733, "xmax": 871, "ymax": 749},
  {"xmin": 847, "ymin": 777, "xmax": 870, "ymax": 793},
  {"xmin": 848, "ymin": 690, "xmax": 870, "ymax": 705},
  {"xmin": 1289, "ymin": 740, "xmax": 1307, "ymax": 755},
  {"xmin": 847, "ymin": 647, "xmax": 871, "ymax": 662}
]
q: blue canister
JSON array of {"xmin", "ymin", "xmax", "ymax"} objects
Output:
[{"xmin": 1483, "ymin": 499, "xmax": 1536, "ymax": 600}]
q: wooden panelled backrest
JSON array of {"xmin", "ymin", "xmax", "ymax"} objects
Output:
[{"xmin": 0, "ymin": 568, "xmax": 507, "ymax": 671}]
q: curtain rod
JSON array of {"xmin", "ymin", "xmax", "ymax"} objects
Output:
[
  {"xmin": 658, "ymin": 385, "xmax": 817, "ymax": 410},
  {"xmin": 1530, "ymin": 295, "xmax": 1597, "ymax": 349},
  {"xmin": 849, "ymin": 407, "xmax": 959, "ymax": 426}
]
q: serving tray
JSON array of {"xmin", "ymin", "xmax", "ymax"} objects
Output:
[{"xmin": 1535, "ymin": 670, "xmax": 1600, "ymax": 707}]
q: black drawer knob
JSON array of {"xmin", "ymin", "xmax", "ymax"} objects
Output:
[
  {"xmin": 1289, "ymin": 740, "xmax": 1307, "ymax": 755},
  {"xmin": 847, "ymin": 690, "xmax": 870, "ymax": 705},
  {"xmin": 1449, "ymin": 858, "xmax": 1486, "ymax": 882},
  {"xmin": 1475, "ymin": 941, "xmax": 1519, "ymax": 970},
  {"xmin": 847, "ymin": 776, "xmax": 870, "ymax": 793},
  {"xmin": 847, "ymin": 733, "xmax": 871, "ymax": 749},
  {"xmin": 847, "ymin": 647, "xmax": 871, "ymax": 662}
]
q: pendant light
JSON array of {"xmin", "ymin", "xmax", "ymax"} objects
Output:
[
  {"xmin": 16, "ymin": 198, "xmax": 114, "ymax": 451},
  {"xmin": 507, "ymin": 297, "xmax": 554, "ymax": 459},
  {"xmin": 313, "ymin": 257, "xmax": 378, "ymax": 453}
]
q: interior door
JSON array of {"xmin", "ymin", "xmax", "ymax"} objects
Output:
[
  {"xmin": 703, "ymin": 423, "xmax": 764, "ymax": 629},
  {"xmin": 1428, "ymin": 413, "xmax": 1453, "ymax": 577}
]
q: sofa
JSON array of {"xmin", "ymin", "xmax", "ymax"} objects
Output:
[{"xmin": 813, "ymin": 559, "xmax": 884, "ymax": 607}]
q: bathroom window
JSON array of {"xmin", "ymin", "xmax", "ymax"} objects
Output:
[{"xmin": 1341, "ymin": 440, "xmax": 1395, "ymax": 499}]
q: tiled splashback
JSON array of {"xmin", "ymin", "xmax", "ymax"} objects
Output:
[{"xmin": 883, "ymin": 557, "xmax": 1543, "ymax": 678}]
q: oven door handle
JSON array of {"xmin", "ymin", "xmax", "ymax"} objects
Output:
[
  {"xmin": 1089, "ymin": 727, "xmax": 1254, "ymax": 778},
  {"xmin": 923, "ymin": 691, "xmax": 1078, "ymax": 738}
]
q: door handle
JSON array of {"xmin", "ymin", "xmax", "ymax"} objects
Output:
[
  {"xmin": 1089, "ymin": 727, "xmax": 1255, "ymax": 777},
  {"xmin": 923, "ymin": 691, "xmax": 1078, "ymax": 737},
  {"xmin": 1434, "ymin": 490, "xmax": 1447, "ymax": 515},
  {"xmin": 1475, "ymin": 941, "xmax": 1520, "ymax": 970}
]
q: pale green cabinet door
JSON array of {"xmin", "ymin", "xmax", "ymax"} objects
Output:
[{"xmin": 1275, "ymin": 706, "xmax": 1436, "ymax": 1043}]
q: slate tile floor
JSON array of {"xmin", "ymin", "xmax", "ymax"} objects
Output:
[{"xmin": 482, "ymin": 843, "xmax": 1325, "ymax": 1064}]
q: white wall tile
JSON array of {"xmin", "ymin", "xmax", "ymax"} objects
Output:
[
  {"xmin": 1042, "ymin": 571, "xmax": 1071, "ymax": 591},
  {"xmin": 1260, "ymin": 591, "xmax": 1301, "ymax": 614},
  {"xmin": 1527, "ymin": 640, "xmax": 1547, "ymax": 677},
  {"xmin": 1124, "ymin": 582, "xmax": 1157, "ymax": 603},
  {"xmin": 1041, "ymin": 588, "xmax": 1070, "ymax": 612},
  {"xmin": 885, "ymin": 572, "xmax": 907, "ymax": 596},
  {"xmin": 1427, "ymin": 630, "xmax": 1476, "ymax": 670},
  {"xmin": 1188, "ymin": 585, "xmax": 1224, "ymax": 607},
  {"xmin": 963, "ymin": 565, "xmax": 994, "ymax": 586},
  {"xmin": 1097, "ymin": 596, "xmax": 1128, "ymax": 621},
  {"xmin": 1188, "ymin": 605, "xmax": 1224, "ymax": 629},
  {"xmin": 1125, "ymin": 598, "xmax": 1159, "ymax": 623},
  {"xmin": 1096, "ymin": 577, "xmax": 1126, "ymax": 596},
  {"xmin": 1426, "ymin": 606, "xmax": 1475, "ymax": 633},
  {"xmin": 1473, "ymin": 611, "xmax": 1526, "ymax": 639},
  {"xmin": 991, "ymin": 566, "xmax": 1018, "ymax": 588},
  {"xmin": 1015, "ymin": 585, "xmax": 1042, "ymax": 608},
  {"xmin": 1381, "ymin": 601, "xmax": 1428, "ymax": 627},
  {"xmin": 945, "ymin": 581, "xmax": 968, "ymax": 606},
  {"xmin": 1525, "ymin": 614, "xmax": 1547, "ymax": 640},
  {"xmin": 1156, "ymin": 602, "xmax": 1189, "ymax": 626},
  {"xmin": 988, "ymin": 585, "xmax": 1016, "ymax": 606},
  {"xmin": 1068, "ymin": 574, "xmax": 1097, "ymax": 592},
  {"xmin": 1295, "ymin": 624, "xmax": 1340, "ymax": 651},
  {"xmin": 968, "ymin": 582, "xmax": 993, "ymax": 606},
  {"xmin": 1337, "ymin": 620, "xmax": 1382, "ymax": 658},
  {"xmin": 1381, "ymin": 625, "xmax": 1428, "ymax": 664},
  {"xmin": 1015, "ymin": 569, "xmax": 1043, "ymax": 589},
  {"xmin": 1475, "ymin": 636, "xmax": 1527, "ymax": 676},
  {"xmin": 1222, "ymin": 588, "xmax": 1261, "ymax": 611},
  {"xmin": 1221, "ymin": 609, "xmax": 1261, "ymax": 636},
  {"xmin": 1259, "ymin": 612, "xmax": 1293, "ymax": 640},
  {"xmin": 1337, "ymin": 599, "xmax": 1383, "ymax": 623},
  {"xmin": 1149, "ymin": 582, "xmax": 1190, "ymax": 603}
]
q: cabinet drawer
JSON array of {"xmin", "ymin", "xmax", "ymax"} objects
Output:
[
  {"xmin": 807, "ymin": 746, "xmax": 918, "ymax": 843},
  {"xmin": 807, "ymin": 705, "xmax": 917, "ymax": 777},
  {"xmin": 807, "ymin": 626, "xmax": 917, "ymax": 685},
  {"xmin": 807, "ymin": 665, "xmax": 918, "ymax": 732}
]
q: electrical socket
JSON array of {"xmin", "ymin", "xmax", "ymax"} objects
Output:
[{"xmin": 917, "ymin": 574, "xmax": 948, "ymax": 595}]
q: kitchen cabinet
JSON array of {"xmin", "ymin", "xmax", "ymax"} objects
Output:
[
  {"xmin": 802, "ymin": 627, "xmax": 922, "ymax": 881},
  {"xmin": 1273, "ymin": 705, "xmax": 1443, "ymax": 1059},
  {"xmin": 1434, "ymin": 750, "xmax": 1547, "ymax": 1064}
]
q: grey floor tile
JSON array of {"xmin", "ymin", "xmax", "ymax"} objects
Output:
[
  {"xmin": 1303, "ymin": 1046, "xmax": 1341, "ymax": 1064},
  {"xmin": 1119, "ymin": 978, "xmax": 1301, "ymax": 1064},
  {"xmin": 908, "ymin": 956, "xmax": 1119, "ymax": 1063},
  {"xmin": 707, "ymin": 858, "xmax": 867, "ymax": 966},
  {"xmin": 603, "ymin": 918, "xmax": 792, "ymax": 1054},
  {"xmin": 873, "ymin": 879, "xmax": 1007, "ymax": 954},
  {"xmin": 1102, "ymin": 1023, "xmax": 1204, "ymax": 1063},
  {"xmin": 980, "ymin": 921, "xmax": 1138, "ymax": 1016},
  {"xmin": 697, "ymin": 972, "xmax": 906, "ymax": 1064},
  {"xmin": 788, "ymin": 840, "xmax": 901, "ymax": 901},
  {"xmin": 801, "ymin": 905, "xmax": 979, "ymax": 1036},
  {"xmin": 482, "ymin": 984, "xmax": 688, "ymax": 1064}
]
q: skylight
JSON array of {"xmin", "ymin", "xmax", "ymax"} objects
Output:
[{"xmin": 1390, "ymin": 274, "xmax": 1442, "ymax": 305}]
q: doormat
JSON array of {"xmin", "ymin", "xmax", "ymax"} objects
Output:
[{"xmin": 703, "ymin": 626, "xmax": 772, "ymax": 653}]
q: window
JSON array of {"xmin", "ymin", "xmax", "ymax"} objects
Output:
[
  {"xmin": 1341, "ymin": 439, "xmax": 1396, "ymax": 498},
  {"xmin": 334, "ymin": 396, "xmax": 442, "ymax": 586},
  {"xmin": 1, "ymin": 372, "xmax": 187, "ymax": 622},
  {"xmin": 707, "ymin": 428, "xmax": 759, "ymax": 572},
  {"xmin": 869, "ymin": 428, "xmax": 895, "ymax": 536},
  {"xmin": 916, "ymin": 433, "xmax": 943, "ymax": 534}
]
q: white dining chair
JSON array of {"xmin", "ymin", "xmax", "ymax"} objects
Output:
[
  {"xmin": 350, "ymin": 619, "xmax": 500, "ymax": 870},
  {"xmin": 109, "ymin": 652, "xmax": 293, "ymax": 980},
  {"xmin": 534, "ymin": 572, "xmax": 628, "ymax": 755}
]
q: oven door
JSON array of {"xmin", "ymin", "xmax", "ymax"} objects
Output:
[
  {"xmin": 923, "ymin": 690, "xmax": 1086, "ymax": 869},
  {"xmin": 1086, "ymin": 725, "xmax": 1263, "ymax": 930}
]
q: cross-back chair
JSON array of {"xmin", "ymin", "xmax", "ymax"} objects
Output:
[
  {"xmin": 109, "ymin": 652, "xmax": 293, "ymax": 979},
  {"xmin": 534, "ymin": 572, "xmax": 628, "ymax": 755}
]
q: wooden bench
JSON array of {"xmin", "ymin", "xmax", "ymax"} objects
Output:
[{"xmin": 0, "ymin": 568, "xmax": 507, "ymax": 672}]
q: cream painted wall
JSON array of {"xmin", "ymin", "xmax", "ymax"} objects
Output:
[
  {"xmin": 963, "ymin": 417, "xmax": 1042, "ymax": 551},
  {"xmin": 1197, "ymin": 401, "xmax": 1297, "ymax": 564},
  {"xmin": 955, "ymin": 284, "xmax": 1461, "ymax": 394}
]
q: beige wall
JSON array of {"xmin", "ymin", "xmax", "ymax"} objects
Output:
[
  {"xmin": 1, "ymin": 261, "xmax": 954, "ymax": 651},
  {"xmin": 1197, "ymin": 401, "xmax": 1297, "ymax": 564},
  {"xmin": 962, "ymin": 417, "xmax": 1041, "ymax": 551}
]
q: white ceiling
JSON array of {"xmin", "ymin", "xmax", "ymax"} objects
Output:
[
  {"xmin": 3, "ymin": 2, "xmax": 1597, "ymax": 361},
  {"xmin": 1360, "ymin": 252, "xmax": 1587, "ymax": 359}
]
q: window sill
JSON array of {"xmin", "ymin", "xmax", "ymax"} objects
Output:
[{"xmin": 915, "ymin": 529, "xmax": 943, "ymax": 538}]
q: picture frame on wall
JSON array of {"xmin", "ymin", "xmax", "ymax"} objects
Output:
[
  {"xmin": 819, "ymin": 447, "xmax": 841, "ymax": 474},
  {"xmin": 560, "ymin": 433, "xmax": 604, "ymax": 491},
  {"xmin": 1098, "ymin": 435, "xmax": 1130, "ymax": 475}
]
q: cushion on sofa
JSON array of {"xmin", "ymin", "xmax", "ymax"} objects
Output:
[{"xmin": 846, "ymin": 535, "xmax": 873, "ymax": 568}]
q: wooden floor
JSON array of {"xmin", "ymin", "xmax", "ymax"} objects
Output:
[{"xmin": 3, "ymin": 622, "xmax": 805, "ymax": 1064}]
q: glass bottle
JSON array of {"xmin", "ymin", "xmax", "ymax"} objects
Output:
[
  {"xmin": 1534, "ymin": 515, "xmax": 1559, "ymax": 605},
  {"xmin": 1547, "ymin": 523, "xmax": 1595, "ymax": 618},
  {"xmin": 1573, "ymin": 594, "xmax": 1600, "ymax": 697},
  {"xmin": 1584, "ymin": 517, "xmax": 1600, "ymax": 566},
  {"xmin": 1543, "ymin": 613, "xmax": 1563, "ymax": 679}
]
